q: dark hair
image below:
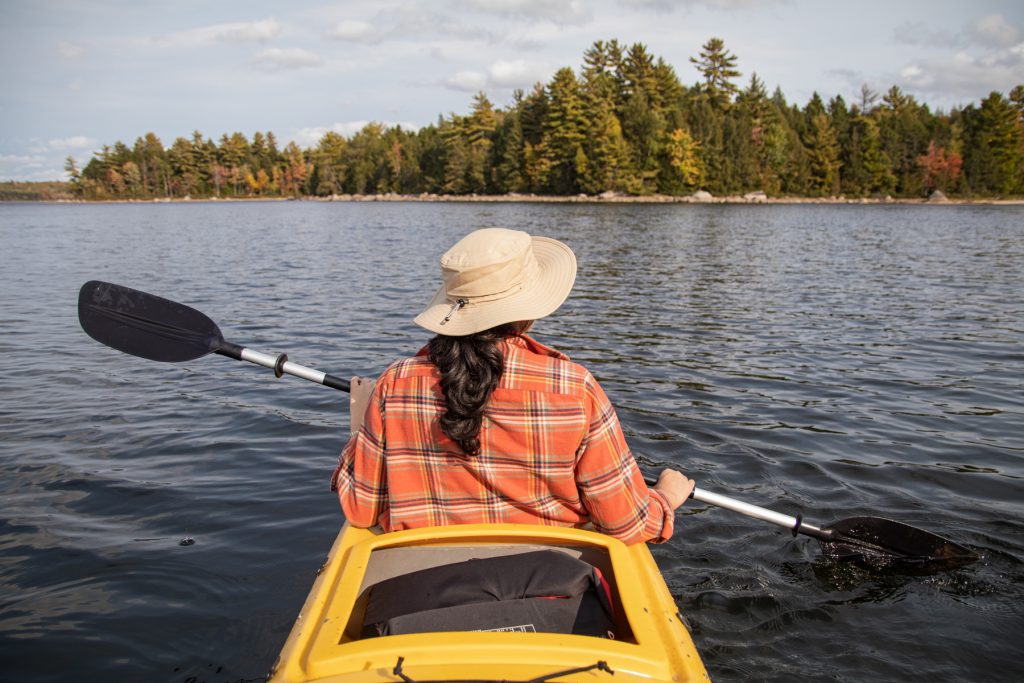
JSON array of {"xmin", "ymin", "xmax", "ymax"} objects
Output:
[{"xmin": 427, "ymin": 321, "xmax": 530, "ymax": 456}]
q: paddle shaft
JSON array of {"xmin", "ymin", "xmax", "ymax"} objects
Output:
[
  {"xmin": 644, "ymin": 475, "xmax": 829, "ymax": 540},
  {"xmin": 692, "ymin": 487, "xmax": 828, "ymax": 541},
  {"xmin": 215, "ymin": 341, "xmax": 351, "ymax": 392}
]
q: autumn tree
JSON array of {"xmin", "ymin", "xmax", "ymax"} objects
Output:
[{"xmin": 917, "ymin": 141, "xmax": 963, "ymax": 193}]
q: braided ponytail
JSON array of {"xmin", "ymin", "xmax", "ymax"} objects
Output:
[{"xmin": 427, "ymin": 322, "xmax": 529, "ymax": 456}]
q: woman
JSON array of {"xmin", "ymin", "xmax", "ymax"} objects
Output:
[{"xmin": 332, "ymin": 228, "xmax": 693, "ymax": 544}]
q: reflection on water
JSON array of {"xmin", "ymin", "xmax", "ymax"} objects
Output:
[{"xmin": 0, "ymin": 201, "xmax": 1022, "ymax": 682}]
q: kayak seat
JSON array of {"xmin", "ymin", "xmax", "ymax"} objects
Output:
[{"xmin": 360, "ymin": 550, "xmax": 617, "ymax": 639}]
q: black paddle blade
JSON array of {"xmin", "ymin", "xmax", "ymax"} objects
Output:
[
  {"xmin": 79, "ymin": 281, "xmax": 224, "ymax": 362},
  {"xmin": 820, "ymin": 516, "xmax": 979, "ymax": 569}
]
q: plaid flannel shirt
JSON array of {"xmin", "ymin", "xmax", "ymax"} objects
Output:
[{"xmin": 331, "ymin": 334, "xmax": 675, "ymax": 544}]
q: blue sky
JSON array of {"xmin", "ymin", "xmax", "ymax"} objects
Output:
[{"xmin": 2, "ymin": 0, "xmax": 1022, "ymax": 181}]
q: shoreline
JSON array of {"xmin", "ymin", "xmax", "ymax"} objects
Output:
[{"xmin": 12, "ymin": 192, "xmax": 1024, "ymax": 206}]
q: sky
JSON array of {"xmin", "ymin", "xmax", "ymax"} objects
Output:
[{"xmin": 1, "ymin": 0, "xmax": 1022, "ymax": 182}]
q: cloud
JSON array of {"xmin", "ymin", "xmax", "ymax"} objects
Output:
[
  {"xmin": 155, "ymin": 19, "xmax": 283, "ymax": 47},
  {"xmin": 503, "ymin": 20, "xmax": 570, "ymax": 49},
  {"xmin": 290, "ymin": 120, "xmax": 422, "ymax": 148},
  {"xmin": 443, "ymin": 59, "xmax": 555, "ymax": 92},
  {"xmin": 48, "ymin": 136, "xmax": 98, "ymax": 150},
  {"xmin": 487, "ymin": 60, "xmax": 552, "ymax": 88},
  {"xmin": 0, "ymin": 154, "xmax": 59, "ymax": 181},
  {"xmin": 57, "ymin": 41, "xmax": 84, "ymax": 59},
  {"xmin": 327, "ymin": 20, "xmax": 377, "ymax": 42},
  {"xmin": 464, "ymin": 0, "xmax": 591, "ymax": 23},
  {"xmin": 622, "ymin": 0, "xmax": 788, "ymax": 10},
  {"xmin": 446, "ymin": 70, "xmax": 489, "ymax": 92},
  {"xmin": 894, "ymin": 13, "xmax": 1020, "ymax": 50},
  {"xmin": 0, "ymin": 154, "xmax": 47, "ymax": 164},
  {"xmin": 886, "ymin": 13, "xmax": 1023, "ymax": 106},
  {"xmin": 891, "ymin": 21, "xmax": 960, "ymax": 48},
  {"xmin": 896, "ymin": 44, "xmax": 1024, "ymax": 104},
  {"xmin": 970, "ymin": 14, "xmax": 1020, "ymax": 48},
  {"xmin": 253, "ymin": 48, "xmax": 324, "ymax": 71}
]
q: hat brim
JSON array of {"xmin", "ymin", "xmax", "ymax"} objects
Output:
[{"xmin": 414, "ymin": 236, "xmax": 577, "ymax": 336}]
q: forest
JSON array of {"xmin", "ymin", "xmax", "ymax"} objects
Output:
[{"xmin": 66, "ymin": 38, "xmax": 1024, "ymax": 200}]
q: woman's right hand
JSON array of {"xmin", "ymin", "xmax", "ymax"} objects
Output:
[{"xmin": 653, "ymin": 468, "xmax": 695, "ymax": 511}]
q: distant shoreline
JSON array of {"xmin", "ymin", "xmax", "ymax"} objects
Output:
[{"xmin": 18, "ymin": 193, "xmax": 1024, "ymax": 206}]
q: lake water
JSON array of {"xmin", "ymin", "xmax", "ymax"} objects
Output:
[{"xmin": 1, "ymin": 200, "xmax": 1022, "ymax": 682}]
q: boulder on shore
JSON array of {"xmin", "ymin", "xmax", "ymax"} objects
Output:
[
  {"xmin": 692, "ymin": 190, "xmax": 713, "ymax": 202},
  {"xmin": 743, "ymin": 190, "xmax": 767, "ymax": 202},
  {"xmin": 928, "ymin": 190, "xmax": 950, "ymax": 203}
]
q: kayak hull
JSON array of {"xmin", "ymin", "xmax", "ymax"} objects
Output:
[{"xmin": 270, "ymin": 524, "xmax": 709, "ymax": 682}]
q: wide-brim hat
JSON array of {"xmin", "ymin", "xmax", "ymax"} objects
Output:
[{"xmin": 414, "ymin": 228, "xmax": 577, "ymax": 336}]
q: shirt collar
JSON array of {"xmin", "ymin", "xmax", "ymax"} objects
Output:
[{"xmin": 414, "ymin": 333, "xmax": 569, "ymax": 361}]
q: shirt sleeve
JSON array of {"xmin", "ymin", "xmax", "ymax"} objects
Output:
[
  {"xmin": 331, "ymin": 374, "xmax": 388, "ymax": 528},
  {"xmin": 574, "ymin": 372, "xmax": 675, "ymax": 544}
]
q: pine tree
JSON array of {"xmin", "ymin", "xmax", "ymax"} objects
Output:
[
  {"xmin": 581, "ymin": 42, "xmax": 636, "ymax": 193},
  {"xmin": 542, "ymin": 67, "xmax": 588, "ymax": 193},
  {"xmin": 690, "ymin": 37, "xmax": 741, "ymax": 109},
  {"xmin": 975, "ymin": 91, "xmax": 1023, "ymax": 195},
  {"xmin": 312, "ymin": 131, "xmax": 347, "ymax": 195},
  {"xmin": 495, "ymin": 97, "xmax": 526, "ymax": 193},
  {"xmin": 860, "ymin": 116, "xmax": 896, "ymax": 195},
  {"xmin": 738, "ymin": 73, "xmax": 786, "ymax": 194},
  {"xmin": 467, "ymin": 92, "xmax": 498, "ymax": 191},
  {"xmin": 805, "ymin": 113, "xmax": 841, "ymax": 195},
  {"xmin": 168, "ymin": 136, "xmax": 199, "ymax": 196},
  {"xmin": 64, "ymin": 156, "xmax": 80, "ymax": 182},
  {"xmin": 580, "ymin": 96, "xmax": 634, "ymax": 193}
]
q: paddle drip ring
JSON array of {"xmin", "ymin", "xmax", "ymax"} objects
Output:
[{"xmin": 273, "ymin": 353, "xmax": 288, "ymax": 378}]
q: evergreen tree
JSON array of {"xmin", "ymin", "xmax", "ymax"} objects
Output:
[
  {"xmin": 973, "ymin": 91, "xmax": 1023, "ymax": 195},
  {"xmin": 168, "ymin": 137, "xmax": 199, "ymax": 196},
  {"xmin": 860, "ymin": 116, "xmax": 896, "ymax": 195},
  {"xmin": 858, "ymin": 84, "xmax": 879, "ymax": 114},
  {"xmin": 467, "ymin": 92, "xmax": 498, "ymax": 191},
  {"xmin": 737, "ymin": 73, "xmax": 786, "ymax": 193},
  {"xmin": 494, "ymin": 94, "xmax": 526, "ymax": 193},
  {"xmin": 690, "ymin": 37, "xmax": 741, "ymax": 108},
  {"xmin": 311, "ymin": 131, "xmax": 347, "ymax": 195},
  {"xmin": 805, "ymin": 113, "xmax": 841, "ymax": 195},
  {"xmin": 581, "ymin": 42, "xmax": 636, "ymax": 193},
  {"xmin": 542, "ymin": 67, "xmax": 588, "ymax": 193},
  {"xmin": 580, "ymin": 96, "xmax": 634, "ymax": 193}
]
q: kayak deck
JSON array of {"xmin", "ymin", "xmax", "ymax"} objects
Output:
[{"xmin": 270, "ymin": 524, "xmax": 709, "ymax": 682}]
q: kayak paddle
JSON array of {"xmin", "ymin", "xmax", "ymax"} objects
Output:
[
  {"xmin": 78, "ymin": 280, "xmax": 350, "ymax": 392},
  {"xmin": 643, "ymin": 475, "xmax": 978, "ymax": 569},
  {"xmin": 78, "ymin": 280, "xmax": 978, "ymax": 568}
]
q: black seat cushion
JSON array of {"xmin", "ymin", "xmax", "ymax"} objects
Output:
[{"xmin": 362, "ymin": 550, "xmax": 616, "ymax": 638}]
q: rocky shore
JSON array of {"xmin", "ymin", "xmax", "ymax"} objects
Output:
[
  {"xmin": 310, "ymin": 189, "xmax": 1023, "ymax": 205},
  {"xmin": 40, "ymin": 189, "xmax": 1024, "ymax": 205}
]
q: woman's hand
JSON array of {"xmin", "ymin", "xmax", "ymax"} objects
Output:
[
  {"xmin": 653, "ymin": 468, "xmax": 695, "ymax": 511},
  {"xmin": 349, "ymin": 376, "xmax": 376, "ymax": 436}
]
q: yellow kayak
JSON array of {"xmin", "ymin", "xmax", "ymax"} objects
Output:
[{"xmin": 269, "ymin": 523, "xmax": 710, "ymax": 682}]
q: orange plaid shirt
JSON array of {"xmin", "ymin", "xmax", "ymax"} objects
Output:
[{"xmin": 331, "ymin": 334, "xmax": 675, "ymax": 544}]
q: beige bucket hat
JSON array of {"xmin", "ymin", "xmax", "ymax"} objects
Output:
[{"xmin": 414, "ymin": 228, "xmax": 577, "ymax": 336}]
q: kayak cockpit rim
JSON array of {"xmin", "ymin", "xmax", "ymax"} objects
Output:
[{"xmin": 269, "ymin": 524, "xmax": 710, "ymax": 683}]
